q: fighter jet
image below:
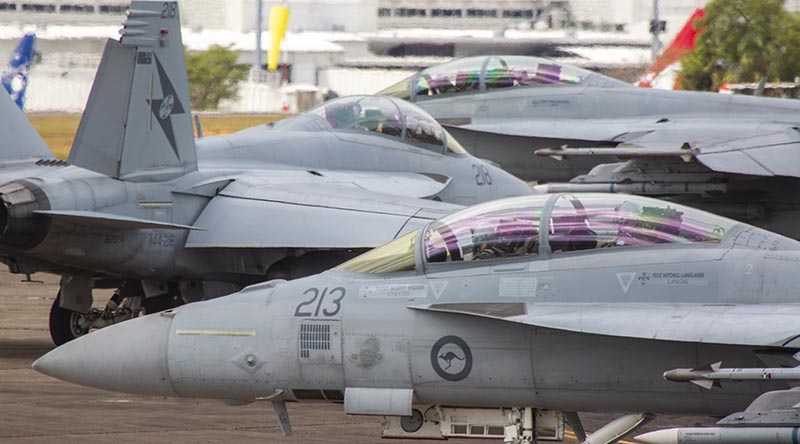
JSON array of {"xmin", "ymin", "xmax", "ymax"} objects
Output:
[
  {"xmin": 33, "ymin": 191, "xmax": 800, "ymax": 444},
  {"xmin": 0, "ymin": 1, "xmax": 532, "ymax": 345},
  {"xmin": 379, "ymin": 56, "xmax": 800, "ymax": 239}
]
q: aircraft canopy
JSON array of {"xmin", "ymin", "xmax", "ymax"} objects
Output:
[
  {"xmin": 293, "ymin": 95, "xmax": 467, "ymax": 154},
  {"xmin": 379, "ymin": 56, "xmax": 629, "ymax": 101},
  {"xmin": 338, "ymin": 193, "xmax": 738, "ymax": 274}
]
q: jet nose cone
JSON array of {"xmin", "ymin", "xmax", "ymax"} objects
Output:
[{"xmin": 32, "ymin": 311, "xmax": 177, "ymax": 396}]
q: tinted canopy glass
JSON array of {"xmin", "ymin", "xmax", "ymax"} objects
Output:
[
  {"xmin": 337, "ymin": 194, "xmax": 738, "ymax": 275},
  {"xmin": 546, "ymin": 194, "xmax": 735, "ymax": 254},
  {"xmin": 425, "ymin": 196, "xmax": 543, "ymax": 263},
  {"xmin": 378, "ymin": 56, "xmax": 627, "ymax": 100},
  {"xmin": 307, "ymin": 95, "xmax": 466, "ymax": 153},
  {"xmin": 310, "ymin": 96, "xmax": 404, "ymax": 137},
  {"xmin": 424, "ymin": 193, "xmax": 737, "ymax": 264},
  {"xmin": 483, "ymin": 55, "xmax": 587, "ymax": 89}
]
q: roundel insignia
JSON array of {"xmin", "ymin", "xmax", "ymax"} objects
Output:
[
  {"xmin": 430, "ymin": 335, "xmax": 472, "ymax": 381},
  {"xmin": 159, "ymin": 94, "xmax": 175, "ymax": 119},
  {"xmin": 9, "ymin": 74, "xmax": 24, "ymax": 93}
]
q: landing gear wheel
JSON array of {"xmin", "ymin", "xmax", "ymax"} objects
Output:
[{"xmin": 49, "ymin": 292, "xmax": 90, "ymax": 346}]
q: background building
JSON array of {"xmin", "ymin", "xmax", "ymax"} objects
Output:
[{"xmin": 1, "ymin": 0, "xmax": 793, "ymax": 112}]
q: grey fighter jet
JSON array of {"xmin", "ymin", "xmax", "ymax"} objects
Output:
[
  {"xmin": 0, "ymin": 1, "xmax": 532, "ymax": 345},
  {"xmin": 33, "ymin": 192, "xmax": 800, "ymax": 444},
  {"xmin": 380, "ymin": 56, "xmax": 800, "ymax": 238}
]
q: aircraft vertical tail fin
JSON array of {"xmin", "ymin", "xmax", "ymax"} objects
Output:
[
  {"xmin": 0, "ymin": 33, "xmax": 53, "ymax": 161},
  {"xmin": 2, "ymin": 33, "xmax": 35, "ymax": 110},
  {"xmin": 0, "ymin": 77, "xmax": 53, "ymax": 161},
  {"xmin": 636, "ymin": 8, "xmax": 704, "ymax": 90},
  {"xmin": 69, "ymin": 0, "xmax": 196, "ymax": 181}
]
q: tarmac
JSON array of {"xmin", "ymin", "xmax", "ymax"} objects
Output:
[{"xmin": 0, "ymin": 269, "xmax": 714, "ymax": 444}]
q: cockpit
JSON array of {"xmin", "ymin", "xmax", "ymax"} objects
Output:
[
  {"xmin": 275, "ymin": 95, "xmax": 468, "ymax": 155},
  {"xmin": 337, "ymin": 193, "xmax": 738, "ymax": 274},
  {"xmin": 378, "ymin": 55, "xmax": 630, "ymax": 101}
]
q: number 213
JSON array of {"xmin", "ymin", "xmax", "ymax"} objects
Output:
[{"xmin": 294, "ymin": 287, "xmax": 345, "ymax": 317}]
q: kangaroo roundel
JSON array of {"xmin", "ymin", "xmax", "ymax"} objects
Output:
[
  {"xmin": 430, "ymin": 335, "xmax": 472, "ymax": 381},
  {"xmin": 159, "ymin": 94, "xmax": 175, "ymax": 119}
]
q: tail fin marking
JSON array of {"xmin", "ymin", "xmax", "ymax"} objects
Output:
[
  {"xmin": 637, "ymin": 8, "xmax": 705, "ymax": 90},
  {"xmin": 69, "ymin": 0, "xmax": 196, "ymax": 182},
  {"xmin": 2, "ymin": 33, "xmax": 35, "ymax": 110},
  {"xmin": 0, "ymin": 34, "xmax": 53, "ymax": 162}
]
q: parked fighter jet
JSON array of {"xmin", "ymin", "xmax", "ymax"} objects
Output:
[
  {"xmin": 379, "ymin": 56, "xmax": 800, "ymax": 239},
  {"xmin": 0, "ymin": 0, "xmax": 531, "ymax": 345},
  {"xmin": 33, "ymin": 192, "xmax": 800, "ymax": 444}
]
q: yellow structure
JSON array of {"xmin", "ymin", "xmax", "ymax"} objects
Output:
[{"xmin": 268, "ymin": 5, "xmax": 290, "ymax": 70}]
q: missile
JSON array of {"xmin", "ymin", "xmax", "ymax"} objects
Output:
[
  {"xmin": 534, "ymin": 146, "xmax": 696, "ymax": 162},
  {"xmin": 662, "ymin": 362, "xmax": 722, "ymax": 389},
  {"xmin": 636, "ymin": 427, "xmax": 800, "ymax": 444},
  {"xmin": 709, "ymin": 367, "xmax": 800, "ymax": 381},
  {"xmin": 533, "ymin": 182, "xmax": 727, "ymax": 196},
  {"xmin": 664, "ymin": 362, "xmax": 800, "ymax": 389}
]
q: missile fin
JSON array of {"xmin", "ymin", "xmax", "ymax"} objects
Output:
[
  {"xmin": 692, "ymin": 361, "xmax": 722, "ymax": 372},
  {"xmin": 690, "ymin": 379, "xmax": 716, "ymax": 390}
]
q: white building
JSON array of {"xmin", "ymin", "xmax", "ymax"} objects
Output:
[
  {"xmin": 2, "ymin": 0, "xmax": 786, "ymax": 112},
  {"xmin": 179, "ymin": 0, "xmax": 378, "ymax": 33},
  {"xmin": 2, "ymin": 0, "xmax": 799, "ymax": 36}
]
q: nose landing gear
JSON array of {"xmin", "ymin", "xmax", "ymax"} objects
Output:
[
  {"xmin": 49, "ymin": 292, "xmax": 90, "ymax": 345},
  {"xmin": 48, "ymin": 288, "xmax": 144, "ymax": 346}
]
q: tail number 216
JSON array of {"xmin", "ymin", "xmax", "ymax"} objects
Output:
[
  {"xmin": 473, "ymin": 164, "xmax": 493, "ymax": 186},
  {"xmin": 161, "ymin": 2, "xmax": 177, "ymax": 18}
]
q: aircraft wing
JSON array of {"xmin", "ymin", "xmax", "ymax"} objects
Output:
[
  {"xmin": 185, "ymin": 170, "xmax": 459, "ymax": 249},
  {"xmin": 412, "ymin": 302, "xmax": 800, "ymax": 348},
  {"xmin": 461, "ymin": 117, "xmax": 800, "ymax": 178}
]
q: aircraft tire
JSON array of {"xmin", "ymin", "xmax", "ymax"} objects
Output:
[{"xmin": 49, "ymin": 292, "xmax": 89, "ymax": 346}]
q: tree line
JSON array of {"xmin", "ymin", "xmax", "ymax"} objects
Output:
[{"xmin": 680, "ymin": 0, "xmax": 800, "ymax": 91}]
